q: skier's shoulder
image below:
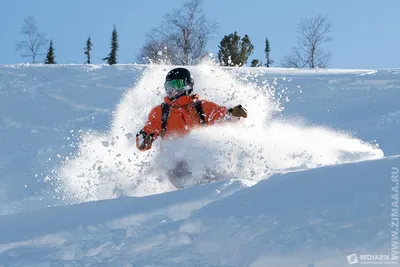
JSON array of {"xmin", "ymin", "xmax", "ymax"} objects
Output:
[
  {"xmin": 150, "ymin": 104, "xmax": 163, "ymax": 113},
  {"xmin": 147, "ymin": 104, "xmax": 163, "ymax": 120},
  {"xmin": 197, "ymin": 97, "xmax": 225, "ymax": 109},
  {"xmin": 193, "ymin": 94, "xmax": 213, "ymax": 106}
]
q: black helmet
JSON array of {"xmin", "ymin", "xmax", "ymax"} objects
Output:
[{"xmin": 164, "ymin": 68, "xmax": 194, "ymax": 99}]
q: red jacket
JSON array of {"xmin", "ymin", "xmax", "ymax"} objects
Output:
[{"xmin": 136, "ymin": 94, "xmax": 228, "ymax": 151}]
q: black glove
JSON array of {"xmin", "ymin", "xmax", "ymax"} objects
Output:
[
  {"xmin": 228, "ymin": 105, "xmax": 247, "ymax": 118},
  {"xmin": 137, "ymin": 131, "xmax": 155, "ymax": 150}
]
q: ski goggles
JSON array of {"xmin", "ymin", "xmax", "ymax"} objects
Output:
[{"xmin": 164, "ymin": 79, "xmax": 190, "ymax": 98}]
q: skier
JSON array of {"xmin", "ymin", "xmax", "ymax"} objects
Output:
[
  {"xmin": 135, "ymin": 67, "xmax": 248, "ymax": 151},
  {"xmin": 135, "ymin": 67, "xmax": 247, "ymax": 188}
]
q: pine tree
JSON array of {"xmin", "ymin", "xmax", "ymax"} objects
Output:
[
  {"xmin": 45, "ymin": 39, "xmax": 56, "ymax": 64},
  {"xmin": 103, "ymin": 25, "xmax": 118, "ymax": 65},
  {"xmin": 217, "ymin": 31, "xmax": 254, "ymax": 67},
  {"xmin": 239, "ymin": 35, "xmax": 253, "ymax": 65},
  {"xmin": 84, "ymin": 35, "xmax": 93, "ymax": 64},
  {"xmin": 250, "ymin": 59, "xmax": 259, "ymax": 67},
  {"xmin": 265, "ymin": 38, "xmax": 273, "ymax": 67}
]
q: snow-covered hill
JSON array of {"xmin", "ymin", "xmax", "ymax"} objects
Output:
[
  {"xmin": 0, "ymin": 63, "xmax": 399, "ymax": 266},
  {"xmin": 0, "ymin": 157, "xmax": 398, "ymax": 266}
]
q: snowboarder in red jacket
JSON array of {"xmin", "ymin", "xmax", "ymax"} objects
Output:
[{"xmin": 136, "ymin": 67, "xmax": 247, "ymax": 151}]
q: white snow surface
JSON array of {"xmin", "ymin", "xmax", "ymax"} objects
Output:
[{"xmin": 0, "ymin": 62, "xmax": 399, "ymax": 266}]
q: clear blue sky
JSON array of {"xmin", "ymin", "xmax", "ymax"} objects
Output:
[{"xmin": 1, "ymin": 0, "xmax": 398, "ymax": 69}]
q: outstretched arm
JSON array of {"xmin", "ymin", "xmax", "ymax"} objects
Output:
[
  {"xmin": 136, "ymin": 106, "xmax": 162, "ymax": 151},
  {"xmin": 201, "ymin": 101, "xmax": 247, "ymax": 124},
  {"xmin": 200, "ymin": 100, "xmax": 228, "ymax": 124}
]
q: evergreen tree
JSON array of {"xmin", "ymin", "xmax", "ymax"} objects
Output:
[
  {"xmin": 264, "ymin": 38, "xmax": 273, "ymax": 67},
  {"xmin": 103, "ymin": 25, "xmax": 118, "ymax": 65},
  {"xmin": 45, "ymin": 39, "xmax": 56, "ymax": 64},
  {"xmin": 250, "ymin": 59, "xmax": 259, "ymax": 67},
  {"xmin": 218, "ymin": 32, "xmax": 254, "ymax": 67},
  {"xmin": 84, "ymin": 35, "xmax": 93, "ymax": 64},
  {"xmin": 239, "ymin": 35, "xmax": 253, "ymax": 65}
]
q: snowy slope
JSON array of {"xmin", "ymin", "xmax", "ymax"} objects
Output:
[
  {"xmin": 1, "ymin": 64, "xmax": 393, "ymax": 204},
  {"xmin": 0, "ymin": 64, "xmax": 141, "ymax": 204},
  {"xmin": 0, "ymin": 63, "xmax": 399, "ymax": 266},
  {"xmin": 0, "ymin": 156, "xmax": 398, "ymax": 266}
]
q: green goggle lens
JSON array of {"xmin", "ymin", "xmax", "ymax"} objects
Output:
[{"xmin": 166, "ymin": 79, "xmax": 185, "ymax": 90}]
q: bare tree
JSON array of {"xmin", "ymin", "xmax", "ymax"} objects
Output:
[
  {"xmin": 144, "ymin": 0, "xmax": 218, "ymax": 65},
  {"xmin": 282, "ymin": 15, "xmax": 332, "ymax": 68},
  {"xmin": 137, "ymin": 37, "xmax": 178, "ymax": 64},
  {"xmin": 15, "ymin": 16, "xmax": 48, "ymax": 63},
  {"xmin": 282, "ymin": 47, "xmax": 306, "ymax": 68}
]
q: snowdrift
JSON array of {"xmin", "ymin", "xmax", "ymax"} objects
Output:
[{"xmin": 0, "ymin": 156, "xmax": 398, "ymax": 266}]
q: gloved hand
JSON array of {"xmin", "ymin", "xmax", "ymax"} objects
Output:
[
  {"xmin": 136, "ymin": 131, "xmax": 155, "ymax": 150},
  {"xmin": 228, "ymin": 105, "xmax": 247, "ymax": 118}
]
